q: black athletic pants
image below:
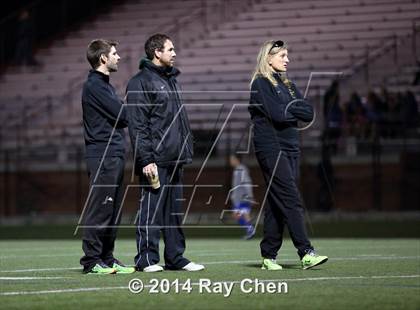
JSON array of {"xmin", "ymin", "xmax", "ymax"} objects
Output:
[
  {"xmin": 134, "ymin": 166, "xmax": 190, "ymax": 270},
  {"xmin": 80, "ymin": 156, "xmax": 125, "ymax": 272},
  {"xmin": 257, "ymin": 151, "xmax": 313, "ymax": 259}
]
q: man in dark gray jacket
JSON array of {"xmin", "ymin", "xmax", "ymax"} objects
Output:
[
  {"xmin": 80, "ymin": 39, "xmax": 134, "ymax": 274},
  {"xmin": 126, "ymin": 33, "xmax": 204, "ymax": 272}
]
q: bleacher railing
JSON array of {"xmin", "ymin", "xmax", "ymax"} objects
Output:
[
  {"xmin": 344, "ymin": 17, "xmax": 420, "ymax": 87},
  {"xmin": 413, "ymin": 18, "xmax": 420, "ymax": 61},
  {"xmin": 1, "ymin": 0, "xmax": 252, "ymax": 136}
]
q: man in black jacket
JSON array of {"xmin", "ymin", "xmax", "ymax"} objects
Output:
[
  {"xmin": 127, "ymin": 33, "xmax": 204, "ymax": 272},
  {"xmin": 80, "ymin": 39, "xmax": 134, "ymax": 274}
]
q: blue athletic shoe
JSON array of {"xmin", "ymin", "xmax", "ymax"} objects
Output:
[{"xmin": 244, "ymin": 226, "xmax": 256, "ymax": 240}]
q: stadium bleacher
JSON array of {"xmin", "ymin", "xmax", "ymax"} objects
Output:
[{"xmin": 0, "ymin": 0, "xmax": 419, "ymax": 162}]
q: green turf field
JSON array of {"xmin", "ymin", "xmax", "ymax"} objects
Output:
[{"xmin": 1, "ymin": 239, "xmax": 419, "ymax": 310}]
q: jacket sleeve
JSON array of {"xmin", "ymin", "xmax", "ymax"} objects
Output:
[
  {"xmin": 251, "ymin": 78, "xmax": 296, "ymax": 124},
  {"xmin": 126, "ymin": 80, "xmax": 155, "ymax": 169},
  {"xmin": 288, "ymin": 85, "xmax": 314, "ymax": 122},
  {"xmin": 88, "ymin": 83, "xmax": 128, "ymax": 128}
]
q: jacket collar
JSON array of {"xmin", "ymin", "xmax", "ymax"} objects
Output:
[
  {"xmin": 89, "ymin": 69, "xmax": 110, "ymax": 83},
  {"xmin": 139, "ymin": 58, "xmax": 180, "ymax": 78},
  {"xmin": 273, "ymin": 72, "xmax": 296, "ymax": 99},
  {"xmin": 273, "ymin": 72, "xmax": 287, "ymax": 83}
]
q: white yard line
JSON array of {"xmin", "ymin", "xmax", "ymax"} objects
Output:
[
  {"xmin": 0, "ymin": 276, "xmax": 68, "ymax": 280},
  {"xmin": 0, "ymin": 287, "xmax": 124, "ymax": 296},
  {"xmin": 1, "ymin": 275, "xmax": 419, "ymax": 296},
  {"xmin": 0, "ymin": 267, "xmax": 80, "ymax": 273},
  {"xmin": 201, "ymin": 256, "xmax": 420, "ymax": 264},
  {"xmin": 0, "ymin": 254, "xmax": 82, "ymax": 259},
  {"xmin": 0, "ymin": 247, "xmax": 80, "ymax": 253},
  {"xmin": 0, "ymin": 243, "xmax": 415, "ymax": 255},
  {"xmin": 330, "ymin": 256, "xmax": 419, "ymax": 261},
  {"xmin": 1, "ymin": 255, "xmax": 419, "ymax": 273},
  {"xmin": 0, "ymin": 251, "xmax": 241, "ymax": 259}
]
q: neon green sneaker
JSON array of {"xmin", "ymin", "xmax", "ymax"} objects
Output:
[
  {"xmin": 301, "ymin": 251, "xmax": 328, "ymax": 270},
  {"xmin": 88, "ymin": 263, "xmax": 117, "ymax": 274},
  {"xmin": 113, "ymin": 262, "xmax": 136, "ymax": 274},
  {"xmin": 261, "ymin": 258, "xmax": 283, "ymax": 270}
]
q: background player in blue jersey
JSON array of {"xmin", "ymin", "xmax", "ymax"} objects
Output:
[{"xmin": 229, "ymin": 154, "xmax": 256, "ymax": 240}]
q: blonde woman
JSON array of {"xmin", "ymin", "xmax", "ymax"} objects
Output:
[{"xmin": 249, "ymin": 40, "xmax": 328, "ymax": 270}]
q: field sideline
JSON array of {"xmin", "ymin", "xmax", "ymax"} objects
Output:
[{"xmin": 0, "ymin": 239, "xmax": 419, "ymax": 309}]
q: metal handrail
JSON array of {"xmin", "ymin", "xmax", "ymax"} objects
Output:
[
  {"xmin": 1, "ymin": 8, "xmax": 209, "ymax": 130},
  {"xmin": 0, "ymin": 0, "xmax": 41, "ymax": 25},
  {"xmin": 1, "ymin": 0, "xmax": 247, "ymax": 132},
  {"xmin": 344, "ymin": 17, "xmax": 420, "ymax": 82},
  {"xmin": 343, "ymin": 34, "xmax": 399, "ymax": 78},
  {"xmin": 413, "ymin": 18, "xmax": 420, "ymax": 61}
]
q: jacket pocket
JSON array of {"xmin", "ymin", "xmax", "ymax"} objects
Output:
[{"xmin": 154, "ymin": 126, "xmax": 181, "ymax": 163}]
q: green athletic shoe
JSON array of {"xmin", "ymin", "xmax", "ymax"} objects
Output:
[
  {"xmin": 88, "ymin": 263, "xmax": 117, "ymax": 274},
  {"xmin": 301, "ymin": 251, "xmax": 328, "ymax": 270},
  {"xmin": 113, "ymin": 262, "xmax": 136, "ymax": 274},
  {"xmin": 261, "ymin": 258, "xmax": 283, "ymax": 270}
]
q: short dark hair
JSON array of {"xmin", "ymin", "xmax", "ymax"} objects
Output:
[
  {"xmin": 86, "ymin": 39, "xmax": 118, "ymax": 69},
  {"xmin": 144, "ymin": 33, "xmax": 171, "ymax": 60}
]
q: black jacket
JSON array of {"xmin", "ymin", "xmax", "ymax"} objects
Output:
[
  {"xmin": 81, "ymin": 70, "xmax": 128, "ymax": 158},
  {"xmin": 248, "ymin": 74, "xmax": 314, "ymax": 155},
  {"xmin": 126, "ymin": 59, "xmax": 193, "ymax": 172}
]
